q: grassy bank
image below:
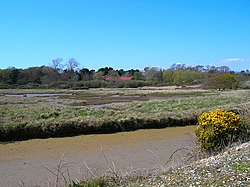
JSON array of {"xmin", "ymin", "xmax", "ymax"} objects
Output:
[{"xmin": 0, "ymin": 88, "xmax": 250, "ymax": 141}]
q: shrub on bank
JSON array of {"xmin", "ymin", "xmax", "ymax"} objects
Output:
[{"xmin": 195, "ymin": 109, "xmax": 245, "ymax": 151}]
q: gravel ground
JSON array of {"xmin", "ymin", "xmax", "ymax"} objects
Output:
[{"xmin": 131, "ymin": 142, "xmax": 250, "ymax": 187}]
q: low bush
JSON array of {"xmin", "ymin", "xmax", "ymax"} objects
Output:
[
  {"xmin": 240, "ymin": 81, "xmax": 250, "ymax": 89},
  {"xmin": 195, "ymin": 109, "xmax": 245, "ymax": 151}
]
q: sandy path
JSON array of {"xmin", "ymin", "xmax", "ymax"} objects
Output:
[{"xmin": 0, "ymin": 126, "xmax": 196, "ymax": 187}]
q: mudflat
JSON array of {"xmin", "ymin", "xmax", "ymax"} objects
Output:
[{"xmin": 0, "ymin": 126, "xmax": 196, "ymax": 187}]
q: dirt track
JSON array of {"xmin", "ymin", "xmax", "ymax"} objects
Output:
[{"xmin": 0, "ymin": 126, "xmax": 196, "ymax": 186}]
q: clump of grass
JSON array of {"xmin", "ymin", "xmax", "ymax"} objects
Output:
[
  {"xmin": 231, "ymin": 163, "xmax": 250, "ymax": 172},
  {"xmin": 68, "ymin": 178, "xmax": 108, "ymax": 187}
]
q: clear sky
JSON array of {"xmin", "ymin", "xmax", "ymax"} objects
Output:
[{"xmin": 0, "ymin": 0, "xmax": 249, "ymax": 71}]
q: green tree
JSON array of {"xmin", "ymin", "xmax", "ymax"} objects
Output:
[
  {"xmin": 79, "ymin": 68, "xmax": 95, "ymax": 81},
  {"xmin": 133, "ymin": 71, "xmax": 143, "ymax": 80},
  {"xmin": 0, "ymin": 68, "xmax": 20, "ymax": 84},
  {"xmin": 206, "ymin": 73, "xmax": 239, "ymax": 89},
  {"xmin": 108, "ymin": 70, "xmax": 119, "ymax": 77},
  {"xmin": 97, "ymin": 67, "xmax": 113, "ymax": 76},
  {"xmin": 93, "ymin": 71, "xmax": 104, "ymax": 80},
  {"xmin": 162, "ymin": 69, "xmax": 174, "ymax": 83}
]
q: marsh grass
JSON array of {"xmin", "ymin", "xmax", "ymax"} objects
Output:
[{"xmin": 1, "ymin": 89, "xmax": 250, "ymax": 141}]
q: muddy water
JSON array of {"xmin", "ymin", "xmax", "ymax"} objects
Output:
[{"xmin": 0, "ymin": 126, "xmax": 196, "ymax": 187}]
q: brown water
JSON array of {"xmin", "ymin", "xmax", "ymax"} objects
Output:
[{"xmin": 0, "ymin": 126, "xmax": 196, "ymax": 187}]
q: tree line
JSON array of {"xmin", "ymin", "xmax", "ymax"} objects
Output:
[{"xmin": 0, "ymin": 58, "xmax": 250, "ymax": 89}]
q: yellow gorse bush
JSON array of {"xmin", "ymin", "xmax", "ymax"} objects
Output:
[
  {"xmin": 199, "ymin": 109, "xmax": 240, "ymax": 130},
  {"xmin": 195, "ymin": 109, "xmax": 242, "ymax": 150}
]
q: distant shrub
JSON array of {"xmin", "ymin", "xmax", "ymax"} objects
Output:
[
  {"xmin": 195, "ymin": 109, "xmax": 244, "ymax": 151},
  {"xmin": 205, "ymin": 74, "xmax": 239, "ymax": 90}
]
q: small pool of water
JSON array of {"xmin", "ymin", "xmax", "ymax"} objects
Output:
[
  {"xmin": 110, "ymin": 94, "xmax": 141, "ymax": 98},
  {"xmin": 5, "ymin": 93, "xmax": 72, "ymax": 98}
]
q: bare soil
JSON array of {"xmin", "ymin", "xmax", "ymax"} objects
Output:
[{"xmin": 0, "ymin": 126, "xmax": 196, "ymax": 187}]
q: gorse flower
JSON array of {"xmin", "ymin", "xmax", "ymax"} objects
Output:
[{"xmin": 195, "ymin": 109, "xmax": 243, "ymax": 150}]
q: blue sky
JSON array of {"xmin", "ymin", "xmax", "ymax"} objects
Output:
[{"xmin": 0, "ymin": 0, "xmax": 249, "ymax": 71}]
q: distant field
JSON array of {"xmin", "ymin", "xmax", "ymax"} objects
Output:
[{"xmin": 1, "ymin": 87, "xmax": 250, "ymax": 141}]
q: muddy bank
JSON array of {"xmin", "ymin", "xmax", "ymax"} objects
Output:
[
  {"xmin": 0, "ymin": 116, "xmax": 197, "ymax": 141},
  {"xmin": 0, "ymin": 126, "xmax": 196, "ymax": 187}
]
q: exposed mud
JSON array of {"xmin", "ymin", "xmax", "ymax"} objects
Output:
[{"xmin": 0, "ymin": 126, "xmax": 196, "ymax": 187}]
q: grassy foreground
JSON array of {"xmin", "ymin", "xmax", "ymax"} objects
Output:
[{"xmin": 0, "ymin": 88, "xmax": 250, "ymax": 141}]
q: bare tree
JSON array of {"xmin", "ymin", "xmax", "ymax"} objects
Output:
[
  {"xmin": 144, "ymin": 67, "xmax": 162, "ymax": 81},
  {"xmin": 219, "ymin": 66, "xmax": 230, "ymax": 73},
  {"xmin": 170, "ymin": 63, "xmax": 186, "ymax": 70},
  {"xmin": 66, "ymin": 58, "xmax": 79, "ymax": 71},
  {"xmin": 63, "ymin": 58, "xmax": 80, "ymax": 81},
  {"xmin": 51, "ymin": 58, "xmax": 63, "ymax": 69},
  {"xmin": 194, "ymin": 65, "xmax": 204, "ymax": 72}
]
